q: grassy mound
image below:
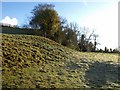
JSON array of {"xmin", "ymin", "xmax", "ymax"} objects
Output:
[{"xmin": 2, "ymin": 34, "xmax": 120, "ymax": 88}]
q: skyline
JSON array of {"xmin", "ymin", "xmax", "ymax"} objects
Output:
[{"xmin": 1, "ymin": 1, "xmax": 119, "ymax": 49}]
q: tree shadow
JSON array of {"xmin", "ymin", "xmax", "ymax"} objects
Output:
[{"xmin": 85, "ymin": 61, "xmax": 120, "ymax": 88}]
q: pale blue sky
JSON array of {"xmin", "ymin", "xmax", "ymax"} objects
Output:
[
  {"xmin": 1, "ymin": 2, "xmax": 118, "ymax": 49},
  {"xmin": 2, "ymin": 2, "xmax": 109, "ymax": 26}
]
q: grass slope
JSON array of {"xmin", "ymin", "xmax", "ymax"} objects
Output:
[{"xmin": 2, "ymin": 34, "xmax": 120, "ymax": 88}]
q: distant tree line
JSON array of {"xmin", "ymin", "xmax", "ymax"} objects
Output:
[
  {"xmin": 21, "ymin": 3, "xmax": 119, "ymax": 53},
  {"xmin": 0, "ymin": 23, "xmax": 18, "ymax": 28},
  {"xmin": 98, "ymin": 47, "xmax": 119, "ymax": 53}
]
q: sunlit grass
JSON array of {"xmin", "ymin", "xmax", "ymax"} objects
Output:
[{"xmin": 2, "ymin": 34, "xmax": 119, "ymax": 88}]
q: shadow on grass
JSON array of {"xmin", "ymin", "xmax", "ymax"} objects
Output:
[{"xmin": 85, "ymin": 61, "xmax": 120, "ymax": 88}]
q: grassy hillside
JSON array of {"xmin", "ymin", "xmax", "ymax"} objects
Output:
[{"xmin": 2, "ymin": 34, "xmax": 120, "ymax": 88}]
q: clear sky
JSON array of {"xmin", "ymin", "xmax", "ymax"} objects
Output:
[{"xmin": 1, "ymin": 1, "xmax": 119, "ymax": 49}]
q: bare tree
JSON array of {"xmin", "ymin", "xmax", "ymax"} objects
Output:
[{"xmin": 93, "ymin": 34, "xmax": 99, "ymax": 51}]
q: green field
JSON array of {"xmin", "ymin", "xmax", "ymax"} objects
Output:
[{"xmin": 2, "ymin": 34, "xmax": 120, "ymax": 88}]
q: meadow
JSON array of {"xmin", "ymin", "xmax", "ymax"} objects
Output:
[{"xmin": 2, "ymin": 34, "xmax": 120, "ymax": 89}]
